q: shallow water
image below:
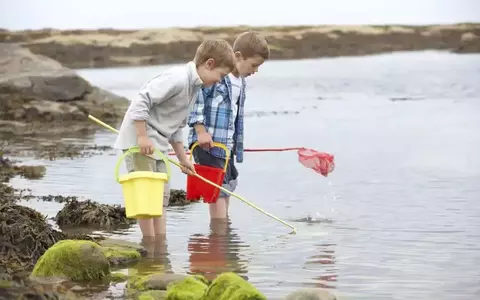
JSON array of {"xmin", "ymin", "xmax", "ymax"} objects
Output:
[{"xmin": 10, "ymin": 51, "xmax": 480, "ymax": 299}]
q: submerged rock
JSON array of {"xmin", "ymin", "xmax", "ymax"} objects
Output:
[
  {"xmin": 137, "ymin": 290, "xmax": 168, "ymax": 300},
  {"xmin": 129, "ymin": 274, "xmax": 189, "ymax": 292},
  {"xmin": 284, "ymin": 288, "xmax": 337, "ymax": 300},
  {"xmin": 0, "ymin": 278, "xmax": 77, "ymax": 300},
  {"xmin": 99, "ymin": 238, "xmax": 146, "ymax": 266},
  {"xmin": 31, "ymin": 240, "xmax": 111, "ymax": 281},
  {"xmin": 0, "ymin": 43, "xmax": 128, "ymax": 136},
  {"xmin": 109, "ymin": 272, "xmax": 128, "ymax": 283}
]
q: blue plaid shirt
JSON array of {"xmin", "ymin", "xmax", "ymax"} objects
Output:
[{"xmin": 187, "ymin": 75, "xmax": 246, "ymax": 163}]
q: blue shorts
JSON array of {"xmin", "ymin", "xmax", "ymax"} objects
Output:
[{"xmin": 192, "ymin": 147, "xmax": 238, "ymax": 198}]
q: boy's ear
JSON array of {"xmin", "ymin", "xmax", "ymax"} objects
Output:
[
  {"xmin": 234, "ymin": 51, "xmax": 243, "ymax": 60},
  {"xmin": 205, "ymin": 58, "xmax": 216, "ymax": 69}
]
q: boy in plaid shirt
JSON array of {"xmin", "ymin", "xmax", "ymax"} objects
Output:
[{"xmin": 188, "ymin": 32, "xmax": 270, "ymax": 219}]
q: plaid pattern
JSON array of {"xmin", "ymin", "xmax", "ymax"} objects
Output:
[{"xmin": 188, "ymin": 75, "xmax": 246, "ymax": 163}]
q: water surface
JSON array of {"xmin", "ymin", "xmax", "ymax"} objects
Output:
[{"xmin": 12, "ymin": 51, "xmax": 480, "ymax": 299}]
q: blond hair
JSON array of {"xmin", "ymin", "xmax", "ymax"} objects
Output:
[
  {"xmin": 233, "ymin": 31, "xmax": 270, "ymax": 60},
  {"xmin": 194, "ymin": 39, "xmax": 235, "ymax": 71}
]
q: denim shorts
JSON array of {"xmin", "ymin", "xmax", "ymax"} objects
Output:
[{"xmin": 192, "ymin": 147, "xmax": 238, "ymax": 198}]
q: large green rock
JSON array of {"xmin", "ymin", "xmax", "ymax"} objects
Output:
[
  {"xmin": 31, "ymin": 240, "xmax": 110, "ymax": 281},
  {"xmin": 203, "ymin": 272, "xmax": 266, "ymax": 300},
  {"xmin": 165, "ymin": 276, "xmax": 208, "ymax": 300}
]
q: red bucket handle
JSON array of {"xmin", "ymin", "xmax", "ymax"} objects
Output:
[{"xmin": 189, "ymin": 142, "xmax": 230, "ymax": 172}]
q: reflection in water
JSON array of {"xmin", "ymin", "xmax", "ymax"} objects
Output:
[
  {"xmin": 188, "ymin": 218, "xmax": 249, "ymax": 281},
  {"xmin": 128, "ymin": 235, "xmax": 173, "ymax": 277},
  {"xmin": 304, "ymin": 243, "xmax": 337, "ymax": 290}
]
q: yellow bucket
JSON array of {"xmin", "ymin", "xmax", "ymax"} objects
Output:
[{"xmin": 115, "ymin": 147, "xmax": 171, "ymax": 219}]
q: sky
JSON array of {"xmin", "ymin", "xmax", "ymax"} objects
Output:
[{"xmin": 0, "ymin": 0, "xmax": 479, "ymax": 30}]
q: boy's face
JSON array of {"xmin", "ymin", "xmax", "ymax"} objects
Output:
[
  {"xmin": 198, "ymin": 58, "xmax": 231, "ymax": 87},
  {"xmin": 234, "ymin": 53, "xmax": 265, "ymax": 78}
]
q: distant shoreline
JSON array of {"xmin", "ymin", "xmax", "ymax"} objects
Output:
[{"xmin": 1, "ymin": 23, "xmax": 479, "ymax": 69}]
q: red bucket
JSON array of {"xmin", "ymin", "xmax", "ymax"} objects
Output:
[{"xmin": 185, "ymin": 142, "xmax": 230, "ymax": 204}]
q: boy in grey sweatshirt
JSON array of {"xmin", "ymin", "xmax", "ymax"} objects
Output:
[{"xmin": 114, "ymin": 39, "xmax": 235, "ymax": 237}]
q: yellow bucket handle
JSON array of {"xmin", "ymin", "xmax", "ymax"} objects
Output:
[
  {"xmin": 189, "ymin": 141, "xmax": 230, "ymax": 172},
  {"xmin": 114, "ymin": 146, "xmax": 171, "ymax": 183}
]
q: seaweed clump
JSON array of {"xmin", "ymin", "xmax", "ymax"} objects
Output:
[
  {"xmin": 0, "ymin": 196, "xmax": 63, "ymax": 276},
  {"xmin": 55, "ymin": 197, "xmax": 136, "ymax": 229},
  {"xmin": 169, "ymin": 189, "xmax": 194, "ymax": 206}
]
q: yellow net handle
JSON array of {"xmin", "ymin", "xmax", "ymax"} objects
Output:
[
  {"xmin": 115, "ymin": 146, "xmax": 172, "ymax": 183},
  {"xmin": 189, "ymin": 141, "xmax": 230, "ymax": 172}
]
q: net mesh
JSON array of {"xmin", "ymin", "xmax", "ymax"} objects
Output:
[{"xmin": 297, "ymin": 148, "xmax": 335, "ymax": 177}]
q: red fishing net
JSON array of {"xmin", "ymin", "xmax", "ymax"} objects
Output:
[{"xmin": 297, "ymin": 148, "xmax": 335, "ymax": 176}]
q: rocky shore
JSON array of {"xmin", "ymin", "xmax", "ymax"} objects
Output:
[
  {"xmin": 1, "ymin": 23, "xmax": 479, "ymax": 69},
  {"xmin": 0, "ymin": 43, "xmax": 129, "ymax": 137},
  {"xmin": 0, "ymin": 154, "xmax": 336, "ymax": 299}
]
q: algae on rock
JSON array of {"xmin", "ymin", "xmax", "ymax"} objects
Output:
[
  {"xmin": 110, "ymin": 272, "xmax": 128, "ymax": 283},
  {"xmin": 165, "ymin": 276, "xmax": 208, "ymax": 300},
  {"xmin": 203, "ymin": 272, "xmax": 266, "ymax": 300},
  {"xmin": 31, "ymin": 240, "xmax": 111, "ymax": 281},
  {"xmin": 102, "ymin": 245, "xmax": 142, "ymax": 266},
  {"xmin": 137, "ymin": 290, "xmax": 167, "ymax": 300}
]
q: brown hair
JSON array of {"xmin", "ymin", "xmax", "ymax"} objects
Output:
[
  {"xmin": 233, "ymin": 31, "xmax": 270, "ymax": 60},
  {"xmin": 194, "ymin": 39, "xmax": 235, "ymax": 71}
]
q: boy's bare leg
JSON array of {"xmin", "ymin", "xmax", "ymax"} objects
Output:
[
  {"xmin": 209, "ymin": 197, "xmax": 228, "ymax": 219},
  {"xmin": 139, "ymin": 219, "xmax": 155, "ymax": 237},
  {"xmin": 225, "ymin": 197, "xmax": 230, "ymax": 216},
  {"xmin": 210, "ymin": 217, "xmax": 229, "ymax": 235},
  {"xmin": 153, "ymin": 207, "xmax": 167, "ymax": 235}
]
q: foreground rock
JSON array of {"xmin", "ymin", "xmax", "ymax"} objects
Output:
[
  {"xmin": 126, "ymin": 271, "xmax": 266, "ymax": 300},
  {"xmin": 30, "ymin": 239, "xmax": 145, "ymax": 282},
  {"xmin": 31, "ymin": 240, "xmax": 111, "ymax": 281},
  {"xmin": 0, "ymin": 24, "xmax": 479, "ymax": 69},
  {"xmin": 0, "ymin": 43, "xmax": 129, "ymax": 136}
]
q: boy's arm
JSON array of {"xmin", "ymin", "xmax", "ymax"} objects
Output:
[
  {"xmin": 129, "ymin": 74, "xmax": 181, "ymax": 155},
  {"xmin": 187, "ymin": 89, "xmax": 206, "ymax": 127},
  {"xmin": 169, "ymin": 118, "xmax": 195, "ymax": 174},
  {"xmin": 187, "ymin": 88, "xmax": 214, "ymax": 148},
  {"xmin": 128, "ymin": 74, "xmax": 180, "ymax": 122}
]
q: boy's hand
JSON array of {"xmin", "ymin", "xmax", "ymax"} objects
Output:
[
  {"xmin": 198, "ymin": 132, "xmax": 214, "ymax": 149},
  {"xmin": 137, "ymin": 136, "xmax": 154, "ymax": 155},
  {"xmin": 179, "ymin": 159, "xmax": 196, "ymax": 175}
]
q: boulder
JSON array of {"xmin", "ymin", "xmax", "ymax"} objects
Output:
[
  {"xmin": 30, "ymin": 240, "xmax": 111, "ymax": 281},
  {"xmin": 0, "ymin": 43, "xmax": 128, "ymax": 135},
  {"xmin": 165, "ymin": 276, "xmax": 208, "ymax": 300},
  {"xmin": 203, "ymin": 272, "xmax": 266, "ymax": 300}
]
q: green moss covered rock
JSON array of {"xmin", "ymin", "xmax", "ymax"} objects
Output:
[
  {"xmin": 31, "ymin": 240, "xmax": 110, "ymax": 281},
  {"xmin": 165, "ymin": 276, "xmax": 208, "ymax": 300},
  {"xmin": 129, "ymin": 274, "xmax": 188, "ymax": 292},
  {"xmin": 99, "ymin": 238, "xmax": 146, "ymax": 266},
  {"xmin": 204, "ymin": 272, "xmax": 266, "ymax": 300},
  {"xmin": 137, "ymin": 290, "xmax": 167, "ymax": 300},
  {"xmin": 110, "ymin": 272, "xmax": 128, "ymax": 283},
  {"xmin": 101, "ymin": 245, "xmax": 142, "ymax": 266}
]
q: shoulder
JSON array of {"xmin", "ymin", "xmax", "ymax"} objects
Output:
[
  {"xmin": 144, "ymin": 65, "xmax": 187, "ymax": 93},
  {"xmin": 201, "ymin": 77, "xmax": 229, "ymax": 98}
]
